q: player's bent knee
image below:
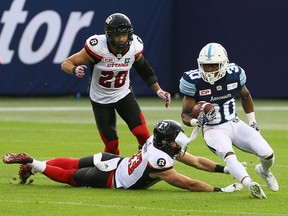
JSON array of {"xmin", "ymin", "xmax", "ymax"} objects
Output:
[
  {"xmin": 264, "ymin": 153, "xmax": 274, "ymax": 160},
  {"xmin": 224, "ymin": 152, "xmax": 235, "ymax": 159}
]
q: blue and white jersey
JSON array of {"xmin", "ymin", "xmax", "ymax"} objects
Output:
[{"xmin": 179, "ymin": 63, "xmax": 246, "ymax": 125}]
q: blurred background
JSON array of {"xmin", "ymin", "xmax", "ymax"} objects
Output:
[{"xmin": 1, "ymin": 0, "xmax": 287, "ymax": 98}]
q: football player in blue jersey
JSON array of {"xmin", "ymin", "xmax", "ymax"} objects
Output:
[{"xmin": 179, "ymin": 42, "xmax": 279, "ymax": 199}]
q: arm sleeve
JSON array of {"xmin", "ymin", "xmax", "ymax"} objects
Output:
[{"xmin": 132, "ymin": 55, "xmax": 158, "ymax": 87}]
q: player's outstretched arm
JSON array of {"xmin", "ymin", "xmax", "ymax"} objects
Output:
[
  {"xmin": 177, "ymin": 152, "xmax": 221, "ymax": 172},
  {"xmin": 150, "ymin": 168, "xmax": 214, "ymax": 192},
  {"xmin": 177, "ymin": 152, "xmax": 247, "ymax": 174},
  {"xmin": 150, "ymin": 168, "xmax": 243, "ymax": 193}
]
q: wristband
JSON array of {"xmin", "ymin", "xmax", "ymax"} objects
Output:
[
  {"xmin": 213, "ymin": 187, "xmax": 222, "ymax": 192},
  {"xmin": 215, "ymin": 164, "xmax": 225, "ymax": 173},
  {"xmin": 190, "ymin": 119, "xmax": 198, "ymax": 127},
  {"xmin": 156, "ymin": 89, "xmax": 161, "ymax": 94},
  {"xmin": 72, "ymin": 66, "xmax": 77, "ymax": 75},
  {"xmin": 246, "ymin": 112, "xmax": 256, "ymax": 125}
]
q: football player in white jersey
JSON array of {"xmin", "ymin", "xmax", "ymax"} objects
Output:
[
  {"xmin": 3, "ymin": 120, "xmax": 243, "ymax": 193},
  {"xmin": 61, "ymin": 13, "xmax": 171, "ymax": 155},
  {"xmin": 179, "ymin": 42, "xmax": 279, "ymax": 198}
]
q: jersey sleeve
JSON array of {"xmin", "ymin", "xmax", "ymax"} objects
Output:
[
  {"xmin": 84, "ymin": 35, "xmax": 104, "ymax": 62},
  {"xmin": 179, "ymin": 70, "xmax": 198, "ymax": 97},
  {"xmin": 146, "ymin": 148, "xmax": 174, "ymax": 172},
  {"xmin": 228, "ymin": 63, "xmax": 247, "ymax": 88},
  {"xmin": 239, "ymin": 66, "xmax": 247, "ymax": 87},
  {"xmin": 131, "ymin": 34, "xmax": 144, "ymax": 58}
]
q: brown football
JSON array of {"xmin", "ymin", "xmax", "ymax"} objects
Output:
[{"xmin": 191, "ymin": 101, "xmax": 215, "ymax": 119}]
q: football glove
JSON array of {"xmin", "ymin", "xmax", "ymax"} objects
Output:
[
  {"xmin": 157, "ymin": 89, "xmax": 171, "ymax": 108},
  {"xmin": 197, "ymin": 107, "xmax": 216, "ymax": 127},
  {"xmin": 246, "ymin": 112, "xmax": 260, "ymax": 132},
  {"xmin": 221, "ymin": 183, "xmax": 243, "ymax": 193},
  {"xmin": 72, "ymin": 65, "xmax": 87, "ymax": 78},
  {"xmin": 249, "ymin": 122, "xmax": 260, "ymax": 132}
]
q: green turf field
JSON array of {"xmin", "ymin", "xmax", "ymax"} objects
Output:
[{"xmin": 0, "ymin": 96, "xmax": 287, "ymax": 216}]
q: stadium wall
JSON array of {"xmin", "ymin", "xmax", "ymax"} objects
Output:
[{"xmin": 0, "ymin": 0, "xmax": 287, "ymax": 98}]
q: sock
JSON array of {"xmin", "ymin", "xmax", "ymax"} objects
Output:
[
  {"xmin": 98, "ymin": 130, "xmax": 120, "ymax": 155},
  {"xmin": 43, "ymin": 165, "xmax": 77, "ymax": 186},
  {"xmin": 242, "ymin": 177, "xmax": 253, "ymax": 188},
  {"xmin": 46, "ymin": 158, "xmax": 80, "ymax": 169},
  {"xmin": 104, "ymin": 140, "xmax": 120, "ymax": 155},
  {"xmin": 259, "ymin": 156, "xmax": 274, "ymax": 173},
  {"xmin": 224, "ymin": 154, "xmax": 252, "ymax": 188},
  {"xmin": 31, "ymin": 160, "xmax": 46, "ymax": 174}
]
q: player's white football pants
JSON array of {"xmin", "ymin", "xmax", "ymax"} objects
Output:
[{"xmin": 202, "ymin": 117, "xmax": 273, "ymax": 159}]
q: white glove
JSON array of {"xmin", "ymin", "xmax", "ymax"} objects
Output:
[
  {"xmin": 221, "ymin": 183, "xmax": 243, "ymax": 192},
  {"xmin": 246, "ymin": 112, "xmax": 260, "ymax": 132},
  {"xmin": 157, "ymin": 89, "xmax": 171, "ymax": 108},
  {"xmin": 72, "ymin": 65, "xmax": 87, "ymax": 78},
  {"xmin": 223, "ymin": 162, "xmax": 247, "ymax": 174}
]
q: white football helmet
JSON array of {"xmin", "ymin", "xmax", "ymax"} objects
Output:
[{"xmin": 197, "ymin": 43, "xmax": 229, "ymax": 84}]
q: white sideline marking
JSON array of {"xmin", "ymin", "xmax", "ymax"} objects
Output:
[
  {"xmin": 0, "ymin": 107, "xmax": 90, "ymax": 111},
  {"xmin": 0, "ymin": 199, "xmax": 287, "ymax": 215},
  {"xmin": 0, "ymin": 106, "xmax": 287, "ymax": 112}
]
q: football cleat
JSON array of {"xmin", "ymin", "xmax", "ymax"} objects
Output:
[
  {"xmin": 250, "ymin": 182, "xmax": 267, "ymax": 199},
  {"xmin": 255, "ymin": 164, "xmax": 279, "ymax": 192},
  {"xmin": 19, "ymin": 165, "xmax": 33, "ymax": 184},
  {"xmin": 3, "ymin": 153, "xmax": 33, "ymax": 164}
]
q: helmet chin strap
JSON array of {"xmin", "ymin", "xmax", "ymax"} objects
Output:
[
  {"xmin": 108, "ymin": 42, "xmax": 129, "ymax": 59},
  {"xmin": 205, "ymin": 70, "xmax": 220, "ymax": 84},
  {"xmin": 111, "ymin": 41, "xmax": 127, "ymax": 51},
  {"xmin": 111, "ymin": 39, "xmax": 132, "ymax": 52},
  {"xmin": 172, "ymin": 145, "xmax": 181, "ymax": 155}
]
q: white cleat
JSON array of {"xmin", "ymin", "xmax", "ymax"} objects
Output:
[
  {"xmin": 255, "ymin": 164, "xmax": 279, "ymax": 192},
  {"xmin": 250, "ymin": 182, "xmax": 267, "ymax": 199}
]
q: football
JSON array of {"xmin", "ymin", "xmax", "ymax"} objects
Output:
[{"xmin": 191, "ymin": 101, "xmax": 215, "ymax": 119}]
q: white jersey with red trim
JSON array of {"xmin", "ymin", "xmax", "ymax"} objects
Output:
[
  {"xmin": 115, "ymin": 136, "xmax": 174, "ymax": 189},
  {"xmin": 85, "ymin": 34, "xmax": 144, "ymax": 104}
]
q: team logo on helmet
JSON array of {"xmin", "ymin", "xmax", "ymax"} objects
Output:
[{"xmin": 105, "ymin": 15, "xmax": 113, "ymax": 25}]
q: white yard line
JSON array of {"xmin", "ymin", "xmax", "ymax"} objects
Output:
[
  {"xmin": 0, "ymin": 199, "xmax": 287, "ymax": 215},
  {"xmin": 0, "ymin": 106, "xmax": 287, "ymax": 112}
]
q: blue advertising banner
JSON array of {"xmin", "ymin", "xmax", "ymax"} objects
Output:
[
  {"xmin": 1, "ymin": 0, "xmax": 287, "ymax": 98},
  {"xmin": 0, "ymin": 0, "xmax": 173, "ymax": 96}
]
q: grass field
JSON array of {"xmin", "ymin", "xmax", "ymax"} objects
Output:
[{"xmin": 0, "ymin": 96, "xmax": 287, "ymax": 216}]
